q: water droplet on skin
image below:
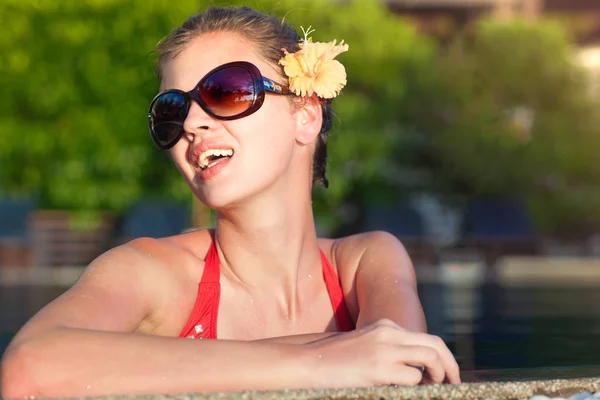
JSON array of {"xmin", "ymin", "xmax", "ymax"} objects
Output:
[{"xmin": 308, "ymin": 274, "xmax": 313, "ymax": 279}]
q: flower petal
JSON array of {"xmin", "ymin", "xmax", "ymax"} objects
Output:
[
  {"xmin": 279, "ymin": 38, "xmax": 349, "ymax": 99},
  {"xmin": 314, "ymin": 59, "xmax": 347, "ymax": 98},
  {"xmin": 290, "ymin": 75, "xmax": 315, "ymax": 97}
]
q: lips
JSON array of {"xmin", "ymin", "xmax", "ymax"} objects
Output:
[
  {"xmin": 198, "ymin": 148, "xmax": 234, "ymax": 170},
  {"xmin": 190, "ymin": 142, "xmax": 235, "ymax": 179}
]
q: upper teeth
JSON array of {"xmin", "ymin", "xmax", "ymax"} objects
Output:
[{"xmin": 198, "ymin": 149, "xmax": 234, "ymax": 169}]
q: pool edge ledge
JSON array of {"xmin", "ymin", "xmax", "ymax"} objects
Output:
[{"xmin": 24, "ymin": 377, "xmax": 600, "ymax": 400}]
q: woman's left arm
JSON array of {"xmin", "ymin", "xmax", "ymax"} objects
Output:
[
  {"xmin": 332, "ymin": 232, "xmax": 461, "ymax": 384},
  {"xmin": 335, "ymin": 231, "xmax": 426, "ymax": 332}
]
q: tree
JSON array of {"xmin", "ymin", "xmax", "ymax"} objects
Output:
[
  {"xmin": 404, "ymin": 18, "xmax": 600, "ymax": 237},
  {"xmin": 0, "ymin": 0, "xmax": 435, "ymax": 234}
]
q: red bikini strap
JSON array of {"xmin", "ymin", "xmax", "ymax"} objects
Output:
[
  {"xmin": 320, "ymin": 249, "xmax": 354, "ymax": 331},
  {"xmin": 200, "ymin": 239, "xmax": 221, "ymax": 284}
]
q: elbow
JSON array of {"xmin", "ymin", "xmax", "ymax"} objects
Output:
[{"xmin": 2, "ymin": 340, "xmax": 48, "ymax": 399}]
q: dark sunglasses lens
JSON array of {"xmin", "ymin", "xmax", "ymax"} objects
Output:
[
  {"xmin": 200, "ymin": 67, "xmax": 256, "ymax": 118},
  {"xmin": 151, "ymin": 92, "xmax": 188, "ymax": 147}
]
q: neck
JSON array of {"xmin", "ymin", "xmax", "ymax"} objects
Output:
[{"xmin": 213, "ymin": 184, "xmax": 321, "ymax": 291}]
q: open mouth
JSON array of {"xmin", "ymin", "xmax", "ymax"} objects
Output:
[{"xmin": 197, "ymin": 149, "xmax": 234, "ymax": 170}]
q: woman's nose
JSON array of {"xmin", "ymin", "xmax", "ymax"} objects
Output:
[{"xmin": 182, "ymin": 101, "xmax": 217, "ymax": 143}]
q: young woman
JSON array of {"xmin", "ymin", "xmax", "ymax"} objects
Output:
[{"xmin": 1, "ymin": 6, "xmax": 460, "ymax": 398}]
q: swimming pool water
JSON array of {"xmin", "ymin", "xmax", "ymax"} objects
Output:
[{"xmin": 2, "ymin": 282, "xmax": 600, "ymax": 372}]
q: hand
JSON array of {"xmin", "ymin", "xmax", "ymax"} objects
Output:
[{"xmin": 303, "ymin": 319, "xmax": 461, "ymax": 388}]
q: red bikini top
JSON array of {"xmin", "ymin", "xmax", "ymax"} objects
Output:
[{"xmin": 178, "ymin": 239, "xmax": 355, "ymax": 339}]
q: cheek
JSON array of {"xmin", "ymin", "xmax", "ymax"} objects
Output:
[
  {"xmin": 250, "ymin": 116, "xmax": 295, "ymax": 156},
  {"xmin": 236, "ymin": 100, "xmax": 295, "ymax": 143},
  {"xmin": 167, "ymin": 144, "xmax": 190, "ymax": 171},
  {"xmin": 235, "ymin": 123, "xmax": 294, "ymax": 176}
]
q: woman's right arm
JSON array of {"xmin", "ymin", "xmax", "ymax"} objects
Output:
[
  {"xmin": 1, "ymin": 240, "xmax": 456, "ymax": 398},
  {"xmin": 1, "ymin": 240, "xmax": 318, "ymax": 398},
  {"xmin": 2, "ymin": 326, "xmax": 314, "ymax": 397}
]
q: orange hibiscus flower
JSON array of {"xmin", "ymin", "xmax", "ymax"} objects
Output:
[{"xmin": 279, "ymin": 28, "xmax": 349, "ymax": 99}]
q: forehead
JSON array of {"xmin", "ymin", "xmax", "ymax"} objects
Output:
[{"xmin": 160, "ymin": 31, "xmax": 279, "ymax": 91}]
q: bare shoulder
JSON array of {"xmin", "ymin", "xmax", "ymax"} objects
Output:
[
  {"xmin": 318, "ymin": 231, "xmax": 413, "ymax": 319},
  {"xmin": 319, "ymin": 230, "xmax": 411, "ymax": 277},
  {"xmin": 79, "ymin": 228, "xmax": 215, "ymax": 315},
  {"xmin": 324, "ymin": 232, "xmax": 425, "ymax": 331},
  {"xmin": 11, "ymin": 230, "xmax": 214, "ymax": 344},
  {"xmin": 82, "ymin": 228, "xmax": 213, "ymax": 289}
]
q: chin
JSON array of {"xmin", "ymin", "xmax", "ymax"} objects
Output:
[
  {"xmin": 194, "ymin": 190, "xmax": 234, "ymax": 210},
  {"xmin": 192, "ymin": 185, "xmax": 252, "ymax": 211},
  {"xmin": 187, "ymin": 162, "xmax": 290, "ymax": 210}
]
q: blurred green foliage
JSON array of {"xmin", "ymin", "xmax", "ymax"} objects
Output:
[
  {"xmin": 0, "ymin": 0, "xmax": 432, "ymax": 232},
  {"xmin": 405, "ymin": 19, "xmax": 600, "ymax": 237},
  {"xmin": 0, "ymin": 0, "xmax": 190, "ymax": 212},
  {"xmin": 1, "ymin": 1, "xmax": 599, "ymax": 237}
]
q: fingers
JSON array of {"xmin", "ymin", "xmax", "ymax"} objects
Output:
[
  {"xmin": 387, "ymin": 364, "xmax": 424, "ymax": 386},
  {"xmin": 398, "ymin": 334, "xmax": 461, "ymax": 384},
  {"xmin": 421, "ymin": 335, "xmax": 461, "ymax": 384},
  {"xmin": 394, "ymin": 345, "xmax": 446, "ymax": 384},
  {"xmin": 368, "ymin": 320, "xmax": 461, "ymax": 384},
  {"xmin": 318, "ymin": 319, "xmax": 461, "ymax": 388}
]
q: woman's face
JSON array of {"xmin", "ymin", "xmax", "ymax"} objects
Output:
[{"xmin": 160, "ymin": 31, "xmax": 305, "ymax": 210}]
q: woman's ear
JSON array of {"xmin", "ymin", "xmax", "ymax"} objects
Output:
[{"xmin": 294, "ymin": 95, "xmax": 322, "ymax": 145}]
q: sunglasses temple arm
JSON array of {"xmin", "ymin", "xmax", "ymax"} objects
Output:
[{"xmin": 262, "ymin": 78, "xmax": 290, "ymax": 95}]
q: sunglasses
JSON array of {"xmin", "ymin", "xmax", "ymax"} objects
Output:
[{"xmin": 148, "ymin": 61, "xmax": 290, "ymax": 150}]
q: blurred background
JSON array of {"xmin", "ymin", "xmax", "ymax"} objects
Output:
[{"xmin": 2, "ymin": 0, "xmax": 600, "ymax": 374}]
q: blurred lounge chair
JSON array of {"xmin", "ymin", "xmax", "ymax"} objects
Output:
[
  {"xmin": 117, "ymin": 199, "xmax": 191, "ymax": 243},
  {"xmin": 363, "ymin": 204, "xmax": 437, "ymax": 266},
  {"xmin": 460, "ymin": 198, "xmax": 540, "ymax": 266},
  {"xmin": 0, "ymin": 197, "xmax": 37, "ymax": 267},
  {"xmin": 28, "ymin": 210, "xmax": 115, "ymax": 267}
]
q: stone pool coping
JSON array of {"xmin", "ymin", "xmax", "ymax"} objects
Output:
[{"xmin": 31, "ymin": 377, "xmax": 600, "ymax": 400}]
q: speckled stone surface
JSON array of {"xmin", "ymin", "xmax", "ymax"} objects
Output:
[{"xmin": 47, "ymin": 377, "xmax": 600, "ymax": 400}]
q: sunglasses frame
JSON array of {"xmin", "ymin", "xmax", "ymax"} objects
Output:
[{"xmin": 148, "ymin": 61, "xmax": 290, "ymax": 150}]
